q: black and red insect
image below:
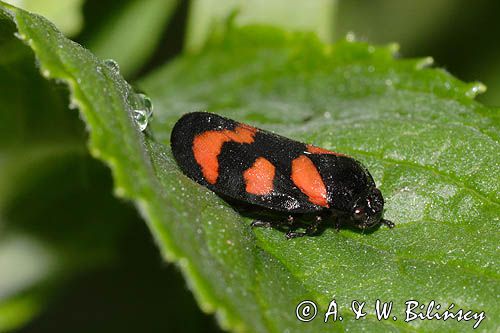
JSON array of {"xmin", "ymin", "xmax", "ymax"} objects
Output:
[{"xmin": 171, "ymin": 112, "xmax": 394, "ymax": 238}]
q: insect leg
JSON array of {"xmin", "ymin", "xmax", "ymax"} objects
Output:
[
  {"xmin": 251, "ymin": 214, "xmax": 296, "ymax": 229},
  {"xmin": 285, "ymin": 215, "xmax": 323, "ymax": 239},
  {"xmin": 250, "ymin": 220, "xmax": 272, "ymax": 228},
  {"xmin": 305, "ymin": 215, "xmax": 323, "ymax": 235},
  {"xmin": 333, "ymin": 219, "xmax": 341, "ymax": 232},
  {"xmin": 285, "ymin": 230, "xmax": 305, "ymax": 239},
  {"xmin": 328, "ymin": 210, "xmax": 343, "ymax": 232},
  {"xmin": 381, "ymin": 219, "xmax": 395, "ymax": 228}
]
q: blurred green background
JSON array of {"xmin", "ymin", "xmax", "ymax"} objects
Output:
[{"xmin": 0, "ymin": 0, "xmax": 498, "ymax": 332}]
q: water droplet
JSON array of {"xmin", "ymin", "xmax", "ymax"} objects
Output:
[
  {"xmin": 131, "ymin": 93, "xmax": 153, "ymax": 131},
  {"xmin": 138, "ymin": 93, "xmax": 153, "ymax": 112},
  {"xmin": 104, "ymin": 59, "xmax": 120, "ymax": 74},
  {"xmin": 465, "ymin": 82, "xmax": 486, "ymax": 98},
  {"xmin": 133, "ymin": 110, "xmax": 149, "ymax": 131},
  {"xmin": 385, "ymin": 79, "xmax": 393, "ymax": 87}
]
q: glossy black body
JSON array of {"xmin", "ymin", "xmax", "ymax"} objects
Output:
[{"xmin": 171, "ymin": 112, "xmax": 379, "ymax": 217}]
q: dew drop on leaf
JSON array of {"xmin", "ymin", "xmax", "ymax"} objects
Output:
[
  {"xmin": 464, "ymin": 82, "xmax": 486, "ymax": 98},
  {"xmin": 104, "ymin": 59, "xmax": 120, "ymax": 74},
  {"xmin": 132, "ymin": 93, "xmax": 153, "ymax": 132},
  {"xmin": 133, "ymin": 109, "xmax": 149, "ymax": 131}
]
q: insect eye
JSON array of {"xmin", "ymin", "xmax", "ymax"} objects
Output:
[{"xmin": 353, "ymin": 207, "xmax": 365, "ymax": 220}]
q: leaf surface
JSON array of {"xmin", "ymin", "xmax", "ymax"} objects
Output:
[
  {"xmin": 3, "ymin": 0, "xmax": 83, "ymax": 36},
  {"xmin": 1, "ymin": 3, "xmax": 498, "ymax": 332}
]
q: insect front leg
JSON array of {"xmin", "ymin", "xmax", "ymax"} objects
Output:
[
  {"xmin": 381, "ymin": 219, "xmax": 395, "ymax": 228},
  {"xmin": 250, "ymin": 220, "xmax": 272, "ymax": 228},
  {"xmin": 251, "ymin": 214, "xmax": 296, "ymax": 229},
  {"xmin": 285, "ymin": 215, "xmax": 323, "ymax": 239}
]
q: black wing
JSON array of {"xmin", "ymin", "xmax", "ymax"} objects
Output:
[{"xmin": 171, "ymin": 112, "xmax": 324, "ymax": 213}]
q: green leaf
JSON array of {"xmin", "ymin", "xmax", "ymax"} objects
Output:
[
  {"xmin": 335, "ymin": 0, "xmax": 456, "ymax": 51},
  {"xmin": 334, "ymin": 1, "xmax": 500, "ymax": 108},
  {"xmin": 186, "ymin": 0, "xmax": 336, "ymax": 52},
  {"xmin": 0, "ymin": 6, "xmax": 144, "ymax": 330},
  {"xmin": 1, "ymin": 3, "xmax": 499, "ymax": 332},
  {"xmin": 0, "ymin": 10, "xmax": 77, "ymax": 329},
  {"xmin": 2, "ymin": 0, "xmax": 84, "ymax": 36},
  {"xmin": 0, "ymin": 3, "xmax": 135, "ymax": 266}
]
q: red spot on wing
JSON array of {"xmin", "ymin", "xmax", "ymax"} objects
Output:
[
  {"xmin": 307, "ymin": 144, "xmax": 346, "ymax": 157},
  {"xmin": 291, "ymin": 155, "xmax": 329, "ymax": 207},
  {"xmin": 243, "ymin": 157, "xmax": 276, "ymax": 195},
  {"xmin": 193, "ymin": 124, "xmax": 257, "ymax": 184}
]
